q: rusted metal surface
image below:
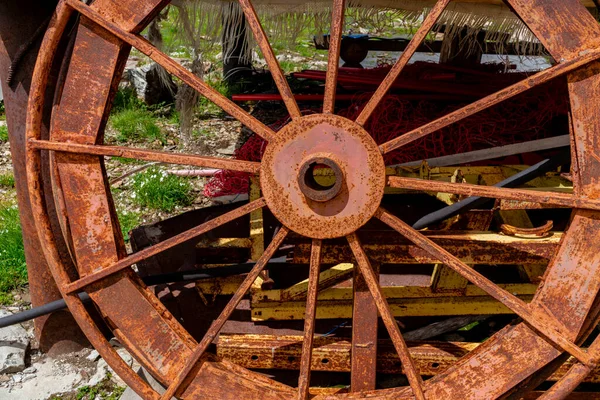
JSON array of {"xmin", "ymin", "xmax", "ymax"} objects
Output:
[
  {"xmin": 323, "ymin": 0, "xmax": 346, "ymax": 114},
  {"xmin": 21, "ymin": 0, "xmax": 600, "ymax": 398},
  {"xmin": 63, "ymin": 199, "xmax": 266, "ymax": 294},
  {"xmin": 297, "ymin": 157, "xmax": 344, "ymax": 202},
  {"xmin": 500, "ymin": 220, "xmax": 554, "ymax": 237},
  {"xmin": 261, "ymin": 114, "xmax": 385, "ymax": 239},
  {"xmin": 217, "ymin": 334, "xmax": 600, "ymax": 383},
  {"xmin": 347, "ymin": 233, "xmax": 425, "ymax": 399},
  {"xmin": 0, "ymin": 0, "xmax": 88, "ymax": 355},
  {"xmin": 388, "ymin": 176, "xmax": 600, "ymax": 210},
  {"xmin": 351, "ymin": 261, "xmax": 378, "ymax": 392},
  {"xmin": 238, "ymin": 0, "xmax": 301, "ymax": 120},
  {"xmin": 30, "ymin": 139, "xmax": 261, "ymax": 173},
  {"xmin": 355, "ymin": 0, "xmax": 451, "ymax": 126},
  {"xmin": 292, "ymin": 231, "xmax": 560, "ymax": 264},
  {"xmin": 298, "ymin": 239, "xmax": 322, "ymax": 399}
]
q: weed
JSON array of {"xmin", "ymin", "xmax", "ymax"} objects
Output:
[
  {"xmin": 110, "ymin": 108, "xmax": 164, "ymax": 143},
  {"xmin": 0, "ymin": 125, "xmax": 8, "ymax": 143},
  {"xmin": 117, "ymin": 209, "xmax": 141, "ymax": 242},
  {"xmin": 0, "ymin": 173, "xmax": 15, "ymax": 188},
  {"xmin": 131, "ymin": 167, "xmax": 192, "ymax": 211},
  {"xmin": 111, "ymin": 86, "xmax": 144, "ymax": 113},
  {"xmin": 73, "ymin": 378, "xmax": 125, "ymax": 400},
  {"xmin": 0, "ymin": 100, "xmax": 5, "ymax": 121},
  {"xmin": 0, "ymin": 204, "xmax": 26, "ymax": 304},
  {"xmin": 193, "ymin": 127, "xmax": 216, "ymax": 139},
  {"xmin": 111, "ymin": 156, "xmax": 145, "ymax": 165}
]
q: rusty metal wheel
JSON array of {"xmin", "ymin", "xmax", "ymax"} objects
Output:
[{"xmin": 24, "ymin": 0, "xmax": 600, "ymax": 399}]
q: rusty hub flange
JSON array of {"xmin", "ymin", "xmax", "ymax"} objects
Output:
[{"xmin": 261, "ymin": 114, "xmax": 385, "ymax": 239}]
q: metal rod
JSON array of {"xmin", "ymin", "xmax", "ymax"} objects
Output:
[
  {"xmin": 29, "ymin": 139, "xmax": 261, "ymax": 174},
  {"xmin": 409, "ymin": 154, "xmax": 569, "ymax": 230},
  {"xmin": 63, "ymin": 199, "xmax": 266, "ymax": 294},
  {"xmin": 66, "ymin": 0, "xmax": 275, "ymax": 142}
]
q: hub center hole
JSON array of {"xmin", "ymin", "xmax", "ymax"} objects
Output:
[
  {"xmin": 304, "ymin": 162, "xmax": 336, "ymax": 191},
  {"xmin": 298, "ymin": 157, "xmax": 344, "ymax": 202}
]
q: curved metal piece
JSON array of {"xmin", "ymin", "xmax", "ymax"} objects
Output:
[{"xmin": 23, "ymin": 0, "xmax": 600, "ymax": 399}]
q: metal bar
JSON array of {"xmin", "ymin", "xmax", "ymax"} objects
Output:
[
  {"xmin": 395, "ymin": 135, "xmax": 570, "ymax": 168},
  {"xmin": 323, "ymin": 0, "xmax": 346, "ymax": 114},
  {"xmin": 351, "ymin": 260, "xmax": 378, "ymax": 392},
  {"xmin": 292, "ymin": 232, "xmax": 559, "ymax": 265},
  {"xmin": 389, "ymin": 176, "xmax": 600, "ymax": 211},
  {"xmin": 355, "ymin": 0, "xmax": 451, "ymax": 126},
  {"xmin": 376, "ymin": 208, "xmax": 593, "ymax": 367},
  {"xmin": 217, "ymin": 334, "xmax": 600, "ymax": 384},
  {"xmin": 537, "ymin": 329, "xmax": 600, "ymax": 399},
  {"xmin": 297, "ymin": 239, "xmax": 322, "ymax": 400},
  {"xmin": 65, "ymin": 0, "xmax": 275, "ymax": 142},
  {"xmin": 238, "ymin": 0, "xmax": 301, "ymax": 120},
  {"xmin": 29, "ymin": 139, "xmax": 261, "ymax": 174},
  {"xmin": 347, "ymin": 233, "xmax": 425, "ymax": 400},
  {"xmin": 407, "ymin": 155, "xmax": 570, "ymax": 230},
  {"xmin": 63, "ymin": 198, "xmax": 266, "ymax": 294},
  {"xmin": 378, "ymin": 47, "xmax": 600, "ymax": 154},
  {"xmin": 281, "ymin": 263, "xmax": 353, "ymax": 301},
  {"xmin": 159, "ymin": 226, "xmax": 290, "ymax": 400}
]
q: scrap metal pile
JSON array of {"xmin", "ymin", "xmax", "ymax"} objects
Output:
[{"xmin": 3, "ymin": 0, "xmax": 600, "ymax": 399}]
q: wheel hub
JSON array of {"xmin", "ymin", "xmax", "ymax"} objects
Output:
[{"xmin": 261, "ymin": 114, "xmax": 386, "ymax": 239}]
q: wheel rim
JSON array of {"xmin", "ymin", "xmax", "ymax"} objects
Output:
[{"xmin": 24, "ymin": 0, "xmax": 600, "ymax": 399}]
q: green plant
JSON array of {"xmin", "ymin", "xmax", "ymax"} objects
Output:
[
  {"xmin": 117, "ymin": 209, "xmax": 141, "ymax": 242},
  {"xmin": 0, "ymin": 100, "xmax": 5, "ymax": 121},
  {"xmin": 131, "ymin": 167, "xmax": 192, "ymax": 211},
  {"xmin": 111, "ymin": 86, "xmax": 144, "ymax": 113},
  {"xmin": 193, "ymin": 127, "xmax": 216, "ymax": 139},
  {"xmin": 0, "ymin": 204, "xmax": 26, "ymax": 304},
  {"xmin": 110, "ymin": 108, "xmax": 164, "ymax": 143},
  {"xmin": 0, "ymin": 125, "xmax": 8, "ymax": 143},
  {"xmin": 0, "ymin": 173, "xmax": 15, "ymax": 188}
]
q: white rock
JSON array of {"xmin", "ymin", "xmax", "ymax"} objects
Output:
[
  {"xmin": 0, "ymin": 357, "xmax": 91, "ymax": 399},
  {"xmin": 22, "ymin": 366, "xmax": 36, "ymax": 374},
  {"xmin": 11, "ymin": 374, "xmax": 22, "ymax": 383},
  {"xmin": 0, "ymin": 310, "xmax": 29, "ymax": 374},
  {"xmin": 86, "ymin": 350, "xmax": 100, "ymax": 362}
]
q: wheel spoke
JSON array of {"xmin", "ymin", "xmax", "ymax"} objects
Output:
[
  {"xmin": 66, "ymin": 0, "xmax": 275, "ymax": 142},
  {"xmin": 378, "ymin": 48, "xmax": 600, "ymax": 155},
  {"xmin": 375, "ymin": 207, "xmax": 593, "ymax": 366},
  {"xmin": 297, "ymin": 239, "xmax": 322, "ymax": 400},
  {"xmin": 388, "ymin": 176, "xmax": 600, "ymax": 211},
  {"xmin": 538, "ymin": 335, "xmax": 600, "ymax": 400},
  {"xmin": 63, "ymin": 199, "xmax": 267, "ymax": 294},
  {"xmin": 323, "ymin": 0, "xmax": 346, "ymax": 114},
  {"xmin": 238, "ymin": 0, "xmax": 301, "ymax": 120},
  {"xmin": 354, "ymin": 0, "xmax": 450, "ymax": 126},
  {"xmin": 160, "ymin": 226, "xmax": 290, "ymax": 400},
  {"xmin": 30, "ymin": 139, "xmax": 261, "ymax": 174},
  {"xmin": 347, "ymin": 233, "xmax": 425, "ymax": 400}
]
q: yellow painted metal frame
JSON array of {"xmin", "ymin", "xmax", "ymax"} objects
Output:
[{"xmin": 194, "ymin": 165, "xmax": 571, "ymax": 321}]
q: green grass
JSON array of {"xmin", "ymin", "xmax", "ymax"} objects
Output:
[
  {"xmin": 131, "ymin": 167, "xmax": 192, "ymax": 211},
  {"xmin": 0, "ymin": 125, "xmax": 8, "ymax": 143},
  {"xmin": 117, "ymin": 209, "xmax": 141, "ymax": 242},
  {"xmin": 0, "ymin": 204, "xmax": 26, "ymax": 305},
  {"xmin": 111, "ymin": 86, "xmax": 145, "ymax": 113},
  {"xmin": 0, "ymin": 173, "xmax": 15, "ymax": 188},
  {"xmin": 193, "ymin": 127, "xmax": 216, "ymax": 139},
  {"xmin": 110, "ymin": 108, "xmax": 164, "ymax": 143}
]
